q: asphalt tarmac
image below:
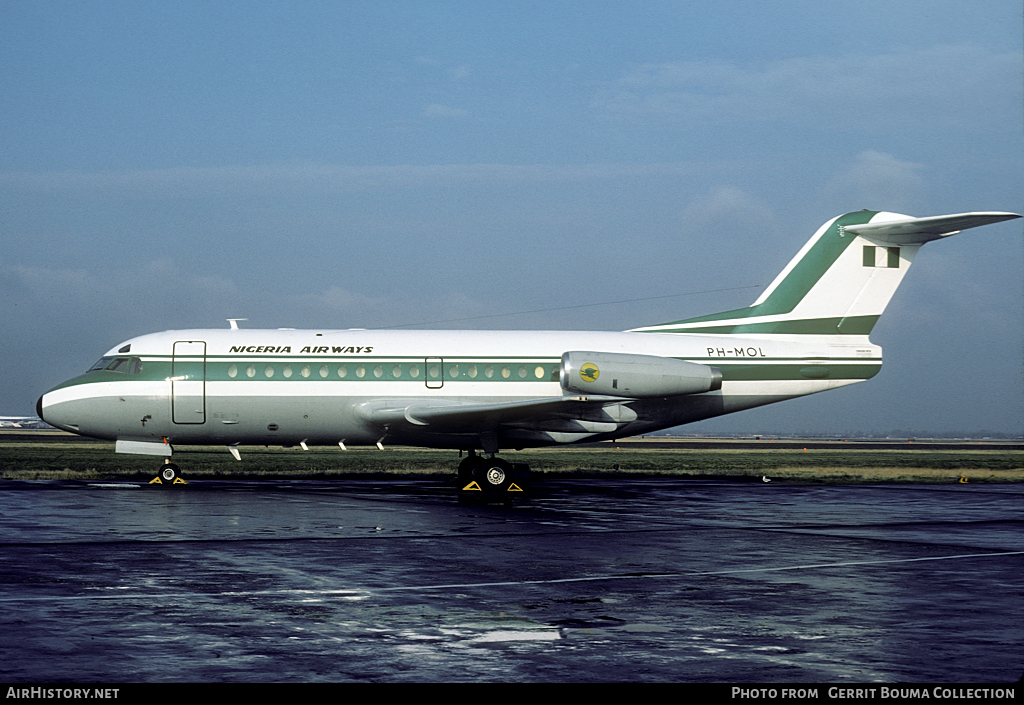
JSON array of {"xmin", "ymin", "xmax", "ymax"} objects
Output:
[{"xmin": 0, "ymin": 477, "xmax": 1020, "ymax": 683}]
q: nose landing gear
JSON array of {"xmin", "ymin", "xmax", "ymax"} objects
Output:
[{"xmin": 149, "ymin": 459, "xmax": 188, "ymax": 485}]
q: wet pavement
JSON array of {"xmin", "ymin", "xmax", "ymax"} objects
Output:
[{"xmin": 0, "ymin": 478, "xmax": 1020, "ymax": 683}]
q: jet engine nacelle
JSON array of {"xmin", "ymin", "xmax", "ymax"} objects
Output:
[{"xmin": 560, "ymin": 351, "xmax": 722, "ymax": 398}]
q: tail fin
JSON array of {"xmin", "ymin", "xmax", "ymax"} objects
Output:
[{"xmin": 632, "ymin": 210, "xmax": 1021, "ymax": 336}]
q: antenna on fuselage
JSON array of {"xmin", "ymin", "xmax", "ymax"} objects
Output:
[{"xmin": 227, "ymin": 319, "xmax": 248, "ymax": 330}]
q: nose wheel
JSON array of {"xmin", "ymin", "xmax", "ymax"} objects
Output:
[{"xmin": 150, "ymin": 460, "xmax": 188, "ymax": 485}]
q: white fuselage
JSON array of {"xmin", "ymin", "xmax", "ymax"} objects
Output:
[{"xmin": 38, "ymin": 327, "xmax": 881, "ymax": 453}]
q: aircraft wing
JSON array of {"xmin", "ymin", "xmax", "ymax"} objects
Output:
[
  {"xmin": 356, "ymin": 352, "xmax": 723, "ymax": 448},
  {"xmin": 359, "ymin": 395, "xmax": 637, "ymax": 435},
  {"xmin": 841, "ymin": 212, "xmax": 1020, "ymax": 245}
]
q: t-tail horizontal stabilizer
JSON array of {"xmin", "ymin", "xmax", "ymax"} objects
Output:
[{"xmin": 839, "ymin": 211, "xmax": 1021, "ymax": 245}]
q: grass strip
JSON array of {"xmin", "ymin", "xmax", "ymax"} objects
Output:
[{"xmin": 1, "ymin": 438, "xmax": 1020, "ymax": 483}]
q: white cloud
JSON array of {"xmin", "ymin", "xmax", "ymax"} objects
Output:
[
  {"xmin": 594, "ymin": 45, "xmax": 1020, "ymax": 131},
  {"xmin": 5, "ymin": 261, "xmax": 241, "ymax": 331},
  {"xmin": 680, "ymin": 186, "xmax": 776, "ymax": 233},
  {"xmin": 821, "ymin": 150, "xmax": 926, "ymax": 213},
  {"xmin": 285, "ymin": 285, "xmax": 389, "ymax": 320}
]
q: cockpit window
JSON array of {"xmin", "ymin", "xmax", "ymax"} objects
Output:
[
  {"xmin": 88, "ymin": 357, "xmax": 113, "ymax": 372},
  {"xmin": 105, "ymin": 357, "xmax": 130, "ymax": 373},
  {"xmin": 86, "ymin": 354, "xmax": 142, "ymax": 370},
  {"xmin": 86, "ymin": 355, "xmax": 143, "ymax": 374}
]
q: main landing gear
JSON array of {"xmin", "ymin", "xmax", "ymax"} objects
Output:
[
  {"xmin": 149, "ymin": 459, "xmax": 188, "ymax": 485},
  {"xmin": 457, "ymin": 452, "xmax": 529, "ymax": 495}
]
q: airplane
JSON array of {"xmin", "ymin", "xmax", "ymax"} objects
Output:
[
  {"xmin": 0, "ymin": 416, "xmax": 44, "ymax": 429},
  {"xmin": 36, "ymin": 209, "xmax": 1020, "ymax": 490}
]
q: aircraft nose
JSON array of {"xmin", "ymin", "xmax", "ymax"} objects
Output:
[
  {"xmin": 37, "ymin": 391, "xmax": 67, "ymax": 430},
  {"xmin": 36, "ymin": 382, "xmax": 93, "ymax": 435},
  {"xmin": 36, "ymin": 390, "xmax": 78, "ymax": 433}
]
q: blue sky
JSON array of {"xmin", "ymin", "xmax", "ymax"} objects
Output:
[{"xmin": 3, "ymin": 1, "xmax": 1022, "ymax": 434}]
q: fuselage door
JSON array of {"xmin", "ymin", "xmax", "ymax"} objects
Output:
[
  {"xmin": 425, "ymin": 357, "xmax": 443, "ymax": 389},
  {"xmin": 172, "ymin": 341, "xmax": 206, "ymax": 424}
]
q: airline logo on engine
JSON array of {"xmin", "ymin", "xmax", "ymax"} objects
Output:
[{"xmin": 580, "ymin": 363, "xmax": 600, "ymax": 382}]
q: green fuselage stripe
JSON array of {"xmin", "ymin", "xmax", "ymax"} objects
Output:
[{"xmin": 55, "ymin": 355, "xmax": 881, "ymax": 389}]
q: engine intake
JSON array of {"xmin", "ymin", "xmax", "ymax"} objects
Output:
[{"xmin": 561, "ymin": 351, "xmax": 722, "ymax": 398}]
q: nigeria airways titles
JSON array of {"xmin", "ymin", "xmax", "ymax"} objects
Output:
[{"xmin": 229, "ymin": 345, "xmax": 374, "ymax": 354}]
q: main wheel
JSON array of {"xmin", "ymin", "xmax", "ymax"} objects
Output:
[
  {"xmin": 458, "ymin": 455, "xmax": 479, "ymax": 484},
  {"xmin": 473, "ymin": 458, "xmax": 513, "ymax": 492}
]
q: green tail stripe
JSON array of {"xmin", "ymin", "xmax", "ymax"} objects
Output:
[
  {"xmin": 651, "ymin": 210, "xmax": 878, "ymax": 330},
  {"xmin": 649, "ymin": 315, "xmax": 879, "ymax": 336}
]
